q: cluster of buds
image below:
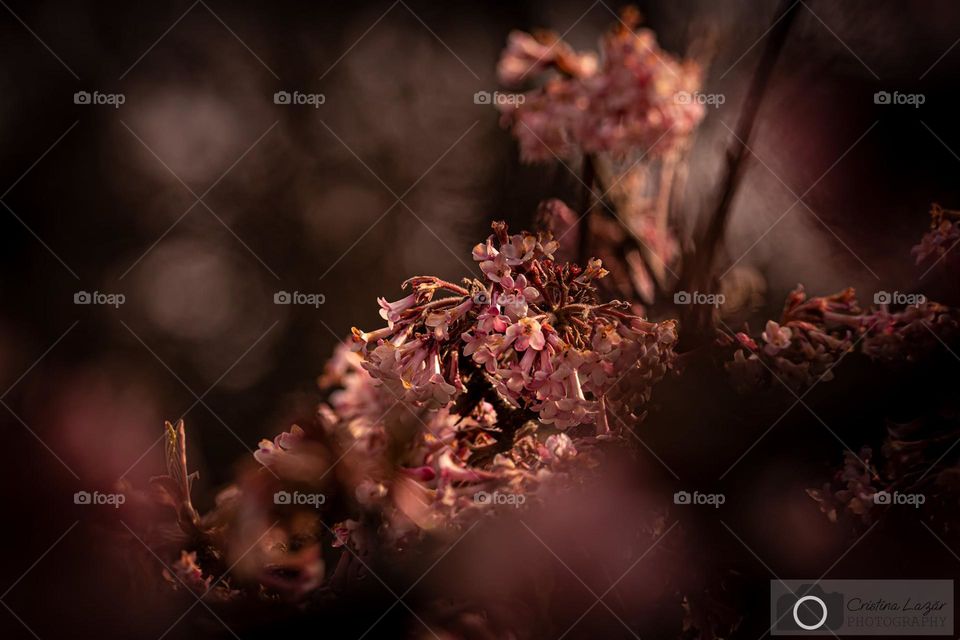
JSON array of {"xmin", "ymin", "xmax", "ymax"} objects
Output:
[
  {"xmin": 912, "ymin": 203, "xmax": 960, "ymax": 266},
  {"xmin": 495, "ymin": 7, "xmax": 704, "ymax": 162},
  {"xmin": 720, "ymin": 286, "xmax": 958, "ymax": 392}
]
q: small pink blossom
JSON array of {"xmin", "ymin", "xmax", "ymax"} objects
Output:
[
  {"xmin": 505, "ymin": 317, "xmax": 546, "ymax": 351},
  {"xmin": 761, "ymin": 320, "xmax": 793, "ymax": 355},
  {"xmin": 480, "ymin": 253, "xmax": 512, "ymax": 284},
  {"xmin": 377, "ymin": 292, "xmax": 419, "ymax": 328}
]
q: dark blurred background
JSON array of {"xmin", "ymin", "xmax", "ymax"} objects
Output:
[{"xmin": 3, "ymin": 1, "xmax": 960, "ymax": 638}]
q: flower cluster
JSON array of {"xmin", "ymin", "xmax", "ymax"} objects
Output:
[
  {"xmin": 721, "ymin": 286, "xmax": 859, "ymax": 392},
  {"xmin": 496, "ymin": 8, "xmax": 704, "ymax": 162},
  {"xmin": 806, "ymin": 447, "xmax": 880, "ymax": 524},
  {"xmin": 912, "ymin": 203, "xmax": 960, "ymax": 266},
  {"xmin": 353, "ymin": 220, "xmax": 678, "ymax": 433},
  {"xmin": 810, "ymin": 404, "xmax": 960, "ymax": 530},
  {"xmin": 720, "ymin": 286, "xmax": 958, "ymax": 392}
]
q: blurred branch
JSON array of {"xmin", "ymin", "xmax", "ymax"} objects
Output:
[{"xmin": 679, "ymin": 0, "xmax": 801, "ymax": 347}]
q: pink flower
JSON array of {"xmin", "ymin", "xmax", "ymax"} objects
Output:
[
  {"xmin": 378, "ymin": 292, "xmax": 418, "ymax": 328},
  {"xmin": 472, "ymin": 238, "xmax": 498, "ymax": 263},
  {"xmin": 539, "ymin": 397, "xmax": 595, "ymax": 430},
  {"xmin": 480, "ymin": 253, "xmax": 513, "ymax": 284},
  {"xmin": 425, "ymin": 299, "xmax": 473, "ymax": 340},
  {"xmin": 542, "ymin": 433, "xmax": 578, "ymax": 463},
  {"xmin": 505, "ymin": 317, "xmax": 546, "ymax": 351},
  {"xmin": 762, "ymin": 320, "xmax": 793, "ymax": 355},
  {"xmin": 254, "ymin": 424, "xmax": 305, "ymax": 469},
  {"xmin": 497, "ymin": 274, "xmax": 541, "ymax": 320},
  {"xmin": 496, "ymin": 17, "xmax": 704, "ymax": 162},
  {"xmin": 476, "ymin": 305, "xmax": 509, "ymax": 333}
]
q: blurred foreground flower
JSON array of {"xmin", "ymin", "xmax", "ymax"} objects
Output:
[{"xmin": 496, "ymin": 7, "xmax": 703, "ymax": 162}]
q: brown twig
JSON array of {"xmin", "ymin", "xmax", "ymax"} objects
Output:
[
  {"xmin": 678, "ymin": 0, "xmax": 801, "ymax": 347},
  {"xmin": 578, "ymin": 154, "xmax": 597, "ymax": 264}
]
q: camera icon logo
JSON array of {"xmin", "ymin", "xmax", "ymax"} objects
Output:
[
  {"xmin": 473, "ymin": 491, "xmax": 491, "ymax": 504},
  {"xmin": 273, "ymin": 490, "xmax": 292, "ymax": 505},
  {"xmin": 675, "ymin": 91, "xmax": 692, "ymax": 104},
  {"xmin": 74, "ymin": 91, "xmax": 91, "ymax": 105},
  {"xmin": 74, "ymin": 291, "xmax": 92, "ymax": 304},
  {"xmin": 775, "ymin": 585, "xmax": 843, "ymax": 632},
  {"xmin": 274, "ymin": 291, "xmax": 292, "ymax": 304},
  {"xmin": 474, "ymin": 91, "xmax": 492, "ymax": 105},
  {"xmin": 74, "ymin": 490, "xmax": 92, "ymax": 504},
  {"xmin": 873, "ymin": 490, "xmax": 891, "ymax": 505},
  {"xmin": 673, "ymin": 490, "xmax": 691, "ymax": 504},
  {"xmin": 274, "ymin": 91, "xmax": 291, "ymax": 105},
  {"xmin": 674, "ymin": 291, "xmax": 691, "ymax": 305},
  {"xmin": 873, "ymin": 291, "xmax": 892, "ymax": 305},
  {"xmin": 874, "ymin": 91, "xmax": 891, "ymax": 105}
]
